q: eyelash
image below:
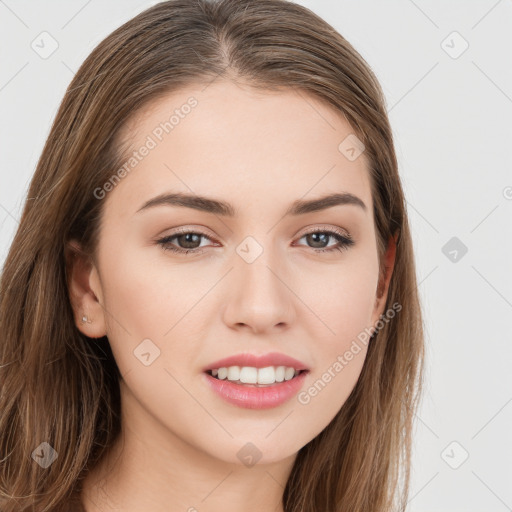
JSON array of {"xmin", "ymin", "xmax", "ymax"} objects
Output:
[{"xmin": 156, "ymin": 226, "xmax": 354, "ymax": 256}]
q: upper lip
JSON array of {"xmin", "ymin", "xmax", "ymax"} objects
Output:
[{"xmin": 203, "ymin": 352, "xmax": 310, "ymax": 372}]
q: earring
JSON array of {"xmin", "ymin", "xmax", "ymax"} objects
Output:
[{"xmin": 81, "ymin": 313, "xmax": 92, "ymax": 324}]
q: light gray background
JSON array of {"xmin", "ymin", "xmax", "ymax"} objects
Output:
[{"xmin": 1, "ymin": 1, "xmax": 511, "ymax": 510}]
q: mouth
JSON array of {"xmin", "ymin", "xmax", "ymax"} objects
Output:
[
  {"xmin": 203, "ymin": 365, "xmax": 310, "ymax": 409},
  {"xmin": 205, "ymin": 366, "xmax": 309, "ymax": 387}
]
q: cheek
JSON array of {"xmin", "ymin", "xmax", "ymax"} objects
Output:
[
  {"xmin": 291, "ymin": 257, "xmax": 377, "ymax": 426},
  {"xmin": 298, "ymin": 252, "xmax": 379, "ymax": 347},
  {"xmin": 97, "ymin": 244, "xmax": 213, "ymax": 375},
  {"xmin": 295, "ymin": 341, "xmax": 368, "ymax": 443},
  {"xmin": 98, "ymin": 239, "xmax": 195, "ymax": 332}
]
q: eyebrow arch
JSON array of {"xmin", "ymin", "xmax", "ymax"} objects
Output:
[{"xmin": 136, "ymin": 191, "xmax": 367, "ymax": 217}]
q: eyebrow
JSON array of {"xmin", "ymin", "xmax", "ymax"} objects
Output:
[{"xmin": 136, "ymin": 191, "xmax": 367, "ymax": 217}]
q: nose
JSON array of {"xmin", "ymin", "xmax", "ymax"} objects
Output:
[{"xmin": 222, "ymin": 246, "xmax": 296, "ymax": 334}]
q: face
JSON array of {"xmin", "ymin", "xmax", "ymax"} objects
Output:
[{"xmin": 69, "ymin": 79, "xmax": 395, "ymax": 466}]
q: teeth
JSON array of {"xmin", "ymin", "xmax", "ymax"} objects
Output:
[
  {"xmin": 227, "ymin": 366, "xmax": 240, "ymax": 381},
  {"xmin": 209, "ymin": 365, "xmax": 302, "ymax": 385}
]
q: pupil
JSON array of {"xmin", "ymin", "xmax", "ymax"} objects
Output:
[
  {"xmin": 308, "ymin": 233, "xmax": 328, "ymax": 248},
  {"xmin": 180, "ymin": 233, "xmax": 199, "ymax": 248}
]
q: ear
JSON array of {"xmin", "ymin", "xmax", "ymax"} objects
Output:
[
  {"xmin": 370, "ymin": 231, "xmax": 398, "ymax": 328},
  {"xmin": 65, "ymin": 239, "xmax": 107, "ymax": 338}
]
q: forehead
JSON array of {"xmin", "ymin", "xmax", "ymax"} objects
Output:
[{"xmin": 108, "ymin": 80, "xmax": 372, "ymax": 218}]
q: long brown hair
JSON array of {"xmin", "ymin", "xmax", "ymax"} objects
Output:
[{"xmin": 0, "ymin": 1, "xmax": 424, "ymax": 510}]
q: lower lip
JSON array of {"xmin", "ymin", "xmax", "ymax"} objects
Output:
[{"xmin": 203, "ymin": 371, "xmax": 309, "ymax": 410}]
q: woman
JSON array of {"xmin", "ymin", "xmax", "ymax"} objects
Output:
[{"xmin": 0, "ymin": 0, "xmax": 424, "ymax": 510}]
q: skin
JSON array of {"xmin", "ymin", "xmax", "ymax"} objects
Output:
[{"xmin": 67, "ymin": 79, "xmax": 396, "ymax": 512}]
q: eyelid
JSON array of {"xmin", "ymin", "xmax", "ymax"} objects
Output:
[
  {"xmin": 161, "ymin": 225, "xmax": 218, "ymax": 242},
  {"xmin": 298, "ymin": 224, "xmax": 351, "ymax": 238}
]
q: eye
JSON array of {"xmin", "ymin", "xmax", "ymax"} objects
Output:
[
  {"xmin": 156, "ymin": 226, "xmax": 354, "ymax": 256},
  {"xmin": 156, "ymin": 227, "xmax": 215, "ymax": 256},
  {"xmin": 294, "ymin": 227, "xmax": 354, "ymax": 253}
]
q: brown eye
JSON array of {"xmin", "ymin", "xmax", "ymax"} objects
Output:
[
  {"xmin": 173, "ymin": 232, "xmax": 203, "ymax": 249},
  {"xmin": 157, "ymin": 229, "xmax": 214, "ymax": 255}
]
